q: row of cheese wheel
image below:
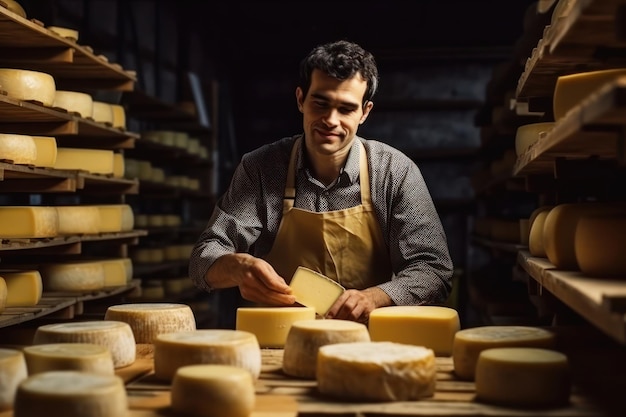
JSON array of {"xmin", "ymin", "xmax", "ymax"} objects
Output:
[
  {"xmin": 135, "ymin": 214, "xmax": 183, "ymax": 228},
  {"xmin": 130, "ymin": 244, "xmax": 193, "ymax": 264},
  {"xmin": 124, "ymin": 158, "xmax": 202, "ymax": 189},
  {"xmin": 141, "ymin": 130, "xmax": 210, "ymax": 159},
  {"xmin": 0, "ymin": 204, "xmax": 134, "ymax": 239}
]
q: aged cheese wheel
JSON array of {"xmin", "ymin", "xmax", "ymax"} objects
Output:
[
  {"xmin": 235, "ymin": 306, "xmax": 316, "ymax": 348},
  {"xmin": 490, "ymin": 218, "xmax": 521, "ymax": 243},
  {"xmin": 94, "ymin": 204, "xmax": 134, "ymax": 233},
  {"xmin": 33, "ymin": 321, "xmax": 136, "ymax": 368},
  {"xmin": 153, "ymin": 329, "xmax": 261, "ymax": 381},
  {"xmin": 54, "ymin": 147, "xmax": 115, "ymax": 175},
  {"xmin": 100, "ymin": 258, "xmax": 132, "ymax": 287},
  {"xmin": 91, "ymin": 101, "xmax": 114, "ymax": 124},
  {"xmin": 369, "ymin": 305, "xmax": 460, "ymax": 356},
  {"xmin": 23, "ymin": 343, "xmax": 114, "ymax": 375},
  {"xmin": 112, "ymin": 153, "xmax": 124, "ymax": 178},
  {"xmin": 1, "ymin": 270, "xmax": 43, "ymax": 307},
  {"xmin": 0, "ymin": 277, "xmax": 6, "ymax": 313},
  {"xmin": 0, "ymin": 68, "xmax": 55, "ymax": 106},
  {"xmin": 515, "ymin": 122, "xmax": 555, "ymax": 156},
  {"xmin": 575, "ymin": 215, "xmax": 626, "ymax": 277},
  {"xmin": 13, "ymin": 371, "xmax": 128, "ymax": 417},
  {"xmin": 105, "ymin": 303, "xmax": 196, "ymax": 344},
  {"xmin": 0, "ymin": 206, "xmax": 58, "ymax": 238},
  {"xmin": 289, "ymin": 266, "xmax": 345, "ymax": 316},
  {"xmin": 475, "ymin": 347, "xmax": 570, "ymax": 407},
  {"xmin": 171, "ymin": 364, "xmax": 255, "ymax": 417},
  {"xmin": 52, "ymin": 90, "xmax": 93, "ymax": 118},
  {"xmin": 317, "ymin": 341, "xmax": 436, "ymax": 401},
  {"xmin": 39, "ymin": 260, "xmax": 105, "ymax": 292},
  {"xmin": 0, "ymin": 348, "xmax": 28, "ymax": 412},
  {"xmin": 1, "ymin": 0, "xmax": 26, "ymax": 18},
  {"xmin": 452, "ymin": 325, "xmax": 556, "ymax": 380},
  {"xmin": 110, "ymin": 104, "xmax": 126, "ymax": 129},
  {"xmin": 0, "ymin": 133, "xmax": 37, "ymax": 164},
  {"xmin": 31, "ymin": 136, "xmax": 57, "ymax": 168},
  {"xmin": 282, "ymin": 319, "xmax": 370, "ymax": 379},
  {"xmin": 55, "ymin": 205, "xmax": 101, "ymax": 235},
  {"xmin": 47, "ymin": 26, "xmax": 79, "ymax": 41}
]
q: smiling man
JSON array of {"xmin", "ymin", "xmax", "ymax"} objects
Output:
[{"xmin": 189, "ymin": 40, "xmax": 453, "ymax": 327}]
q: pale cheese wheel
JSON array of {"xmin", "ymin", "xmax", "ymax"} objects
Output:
[
  {"xmin": 100, "ymin": 258, "xmax": 132, "ymax": 286},
  {"xmin": 23, "ymin": 343, "xmax": 114, "ymax": 375},
  {"xmin": 137, "ymin": 160, "xmax": 152, "ymax": 180},
  {"xmin": 0, "ymin": 133, "xmax": 37, "ymax": 164},
  {"xmin": 39, "ymin": 260, "xmax": 105, "ymax": 292},
  {"xmin": 94, "ymin": 204, "xmax": 134, "ymax": 233},
  {"xmin": 0, "ymin": 69, "xmax": 55, "ymax": 106},
  {"xmin": 515, "ymin": 122, "xmax": 555, "ymax": 156},
  {"xmin": 1, "ymin": 0, "xmax": 26, "ymax": 18},
  {"xmin": 452, "ymin": 326, "xmax": 556, "ymax": 380},
  {"xmin": 162, "ymin": 214, "xmax": 181, "ymax": 227},
  {"xmin": 282, "ymin": 319, "xmax": 370, "ymax": 379},
  {"xmin": 112, "ymin": 153, "xmax": 124, "ymax": 178},
  {"xmin": 14, "ymin": 371, "xmax": 128, "ymax": 417},
  {"xmin": 124, "ymin": 158, "xmax": 139, "ymax": 179},
  {"xmin": 289, "ymin": 266, "xmax": 345, "ymax": 316},
  {"xmin": 575, "ymin": 215, "xmax": 626, "ymax": 277},
  {"xmin": 368, "ymin": 305, "xmax": 460, "ymax": 356},
  {"xmin": 317, "ymin": 341, "xmax": 436, "ymax": 401},
  {"xmin": 91, "ymin": 101, "xmax": 114, "ymax": 124},
  {"xmin": 55, "ymin": 205, "xmax": 101, "ymax": 235},
  {"xmin": 54, "ymin": 147, "xmax": 115, "ymax": 175},
  {"xmin": 151, "ymin": 167, "xmax": 165, "ymax": 182},
  {"xmin": 104, "ymin": 303, "xmax": 196, "ymax": 344},
  {"xmin": 475, "ymin": 347, "xmax": 570, "ymax": 407},
  {"xmin": 0, "ymin": 277, "xmax": 6, "ymax": 313},
  {"xmin": 147, "ymin": 214, "xmax": 165, "ymax": 227},
  {"xmin": 0, "ymin": 348, "xmax": 28, "ymax": 412},
  {"xmin": 235, "ymin": 306, "xmax": 316, "ymax": 348},
  {"xmin": 1, "ymin": 270, "xmax": 43, "ymax": 307},
  {"xmin": 173, "ymin": 132, "xmax": 189, "ymax": 149},
  {"xmin": 153, "ymin": 329, "xmax": 261, "ymax": 381},
  {"xmin": 110, "ymin": 104, "xmax": 126, "ymax": 129},
  {"xmin": 529, "ymin": 210, "xmax": 551, "ymax": 257},
  {"xmin": 31, "ymin": 136, "xmax": 57, "ymax": 168},
  {"xmin": 47, "ymin": 26, "xmax": 79, "ymax": 41},
  {"xmin": 52, "ymin": 90, "xmax": 93, "ymax": 118},
  {"xmin": 171, "ymin": 364, "xmax": 255, "ymax": 417},
  {"xmin": 33, "ymin": 321, "xmax": 136, "ymax": 368},
  {"xmin": 0, "ymin": 206, "xmax": 58, "ymax": 238}
]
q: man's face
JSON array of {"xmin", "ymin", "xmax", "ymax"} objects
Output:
[{"xmin": 296, "ymin": 69, "xmax": 373, "ymax": 157}]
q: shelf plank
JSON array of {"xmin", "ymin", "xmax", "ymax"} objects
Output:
[
  {"xmin": 0, "ymin": 231, "xmax": 148, "ymax": 255},
  {"xmin": 0, "ymin": 162, "xmax": 78, "ymax": 192}
]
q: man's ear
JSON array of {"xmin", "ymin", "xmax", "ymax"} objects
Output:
[
  {"xmin": 360, "ymin": 100, "xmax": 374, "ymax": 124},
  {"xmin": 295, "ymin": 87, "xmax": 304, "ymax": 112}
]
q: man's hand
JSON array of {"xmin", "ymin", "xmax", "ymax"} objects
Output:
[{"xmin": 325, "ymin": 287, "xmax": 392, "ymax": 323}]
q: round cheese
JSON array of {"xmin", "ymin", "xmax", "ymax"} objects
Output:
[
  {"xmin": 0, "ymin": 68, "xmax": 55, "ymax": 106},
  {"xmin": 112, "ymin": 153, "xmax": 124, "ymax": 178},
  {"xmin": 33, "ymin": 321, "xmax": 136, "ymax": 368},
  {"xmin": 104, "ymin": 303, "xmax": 196, "ymax": 344},
  {"xmin": 13, "ymin": 371, "xmax": 127, "ymax": 417},
  {"xmin": 368, "ymin": 305, "xmax": 460, "ymax": 356},
  {"xmin": 0, "ymin": 277, "xmax": 7, "ymax": 313},
  {"xmin": 52, "ymin": 91, "xmax": 93, "ymax": 118},
  {"xmin": 23, "ymin": 343, "xmax": 114, "ymax": 375},
  {"xmin": 47, "ymin": 26, "xmax": 79, "ymax": 41},
  {"xmin": 0, "ymin": 206, "xmax": 58, "ymax": 238},
  {"xmin": 110, "ymin": 104, "xmax": 126, "ymax": 129},
  {"xmin": 317, "ymin": 341, "xmax": 436, "ymax": 401},
  {"xmin": 55, "ymin": 205, "xmax": 101, "ymax": 235},
  {"xmin": 39, "ymin": 260, "xmax": 105, "ymax": 292},
  {"xmin": 91, "ymin": 101, "xmax": 114, "ymax": 125},
  {"xmin": 100, "ymin": 258, "xmax": 132, "ymax": 287},
  {"xmin": 515, "ymin": 122, "xmax": 555, "ymax": 156},
  {"xmin": 452, "ymin": 326, "xmax": 556, "ymax": 380},
  {"xmin": 54, "ymin": 147, "xmax": 115, "ymax": 175},
  {"xmin": 529, "ymin": 210, "xmax": 551, "ymax": 257},
  {"xmin": 31, "ymin": 136, "xmax": 57, "ymax": 168},
  {"xmin": 282, "ymin": 319, "xmax": 370, "ymax": 379},
  {"xmin": 94, "ymin": 204, "xmax": 134, "ymax": 233},
  {"xmin": 0, "ymin": 133, "xmax": 37, "ymax": 165},
  {"xmin": 171, "ymin": 364, "xmax": 255, "ymax": 417},
  {"xmin": 0, "ymin": 348, "xmax": 28, "ymax": 412},
  {"xmin": 2, "ymin": 270, "xmax": 43, "ymax": 307},
  {"xmin": 2, "ymin": 0, "xmax": 26, "ymax": 18},
  {"xmin": 475, "ymin": 347, "xmax": 570, "ymax": 407},
  {"xmin": 153, "ymin": 329, "xmax": 261, "ymax": 382},
  {"xmin": 575, "ymin": 215, "xmax": 626, "ymax": 276},
  {"xmin": 235, "ymin": 306, "xmax": 316, "ymax": 348}
]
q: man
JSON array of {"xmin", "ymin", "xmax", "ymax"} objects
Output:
[{"xmin": 189, "ymin": 40, "xmax": 453, "ymax": 326}]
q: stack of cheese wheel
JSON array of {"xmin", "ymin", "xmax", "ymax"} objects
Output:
[
  {"xmin": 0, "ymin": 68, "xmax": 56, "ymax": 106},
  {"xmin": 153, "ymin": 329, "xmax": 261, "ymax": 381},
  {"xmin": 171, "ymin": 364, "xmax": 255, "ymax": 417},
  {"xmin": 317, "ymin": 341, "xmax": 436, "ymax": 401},
  {"xmin": 0, "ymin": 348, "xmax": 28, "ymax": 412},
  {"xmin": 528, "ymin": 205, "xmax": 554, "ymax": 257},
  {"xmin": 104, "ymin": 303, "xmax": 196, "ymax": 344},
  {"xmin": 368, "ymin": 305, "xmax": 460, "ymax": 356},
  {"xmin": 32, "ymin": 321, "xmax": 136, "ymax": 368},
  {"xmin": 55, "ymin": 205, "xmax": 101, "ymax": 235},
  {"xmin": 23, "ymin": 343, "xmax": 115, "ymax": 375},
  {"xmin": 282, "ymin": 319, "xmax": 370, "ymax": 379},
  {"xmin": 235, "ymin": 306, "xmax": 316, "ymax": 348},
  {"xmin": 475, "ymin": 347, "xmax": 570, "ymax": 407},
  {"xmin": 52, "ymin": 91, "xmax": 93, "ymax": 118},
  {"xmin": 514, "ymin": 122, "xmax": 555, "ymax": 156},
  {"xmin": 452, "ymin": 325, "xmax": 556, "ymax": 380},
  {"xmin": 14, "ymin": 371, "xmax": 128, "ymax": 417},
  {"xmin": 1, "ymin": 270, "xmax": 43, "ymax": 307},
  {"xmin": 575, "ymin": 215, "xmax": 626, "ymax": 277},
  {"xmin": 31, "ymin": 136, "xmax": 57, "ymax": 168},
  {"xmin": 54, "ymin": 147, "xmax": 115, "ymax": 175},
  {"xmin": 39, "ymin": 260, "xmax": 106, "ymax": 292},
  {"xmin": 0, "ymin": 133, "xmax": 37, "ymax": 165}
]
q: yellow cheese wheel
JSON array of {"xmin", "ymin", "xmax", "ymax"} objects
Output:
[
  {"xmin": 54, "ymin": 147, "xmax": 115, "ymax": 175},
  {"xmin": 137, "ymin": 160, "xmax": 153, "ymax": 180},
  {"xmin": 528, "ymin": 208, "xmax": 552, "ymax": 257},
  {"xmin": 514, "ymin": 122, "xmax": 555, "ymax": 156},
  {"xmin": 100, "ymin": 258, "xmax": 132, "ymax": 287},
  {"xmin": 55, "ymin": 205, "xmax": 101, "ymax": 235},
  {"xmin": 0, "ymin": 133, "xmax": 37, "ymax": 165},
  {"xmin": 105, "ymin": 303, "xmax": 196, "ymax": 344},
  {"xmin": 153, "ymin": 329, "xmax": 261, "ymax": 382},
  {"xmin": 173, "ymin": 132, "xmax": 190, "ymax": 149},
  {"xmin": 39, "ymin": 260, "xmax": 105, "ymax": 292},
  {"xmin": 52, "ymin": 90, "xmax": 93, "ymax": 118},
  {"xmin": 575, "ymin": 215, "xmax": 626, "ymax": 277},
  {"xmin": 110, "ymin": 104, "xmax": 126, "ymax": 129},
  {"xmin": 47, "ymin": 26, "xmax": 79, "ymax": 41},
  {"xmin": 33, "ymin": 321, "xmax": 136, "ymax": 368},
  {"xmin": 1, "ymin": 270, "xmax": 43, "ymax": 307},
  {"xmin": 91, "ymin": 101, "xmax": 114, "ymax": 124},
  {"xmin": 31, "ymin": 136, "xmax": 57, "ymax": 168},
  {"xmin": 452, "ymin": 326, "xmax": 556, "ymax": 380},
  {"xmin": 1, "ymin": 0, "xmax": 26, "ymax": 18},
  {"xmin": 0, "ymin": 277, "xmax": 6, "ymax": 313},
  {"xmin": 288, "ymin": 266, "xmax": 345, "ymax": 316},
  {"xmin": 0, "ymin": 206, "xmax": 58, "ymax": 238},
  {"xmin": 0, "ymin": 348, "xmax": 28, "ymax": 412},
  {"xmin": 23, "ymin": 343, "xmax": 114, "ymax": 375},
  {"xmin": 112, "ymin": 153, "xmax": 124, "ymax": 178},
  {"xmin": 0, "ymin": 68, "xmax": 55, "ymax": 106},
  {"xmin": 317, "ymin": 341, "xmax": 436, "ymax": 401},
  {"xmin": 282, "ymin": 319, "xmax": 370, "ymax": 379},
  {"xmin": 171, "ymin": 364, "xmax": 255, "ymax": 417},
  {"xmin": 235, "ymin": 306, "xmax": 316, "ymax": 348},
  {"xmin": 368, "ymin": 305, "xmax": 460, "ymax": 356},
  {"xmin": 475, "ymin": 347, "xmax": 570, "ymax": 407},
  {"xmin": 188, "ymin": 138, "xmax": 201, "ymax": 155},
  {"xmin": 14, "ymin": 371, "xmax": 128, "ymax": 417},
  {"xmin": 94, "ymin": 204, "xmax": 134, "ymax": 233},
  {"xmin": 151, "ymin": 167, "xmax": 165, "ymax": 182}
]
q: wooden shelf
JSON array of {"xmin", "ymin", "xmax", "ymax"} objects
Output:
[
  {"xmin": 133, "ymin": 260, "xmax": 188, "ymax": 277},
  {"xmin": 0, "ymin": 231, "xmax": 148, "ymax": 255},
  {"xmin": 471, "ymin": 235, "xmax": 527, "ymax": 253},
  {"xmin": 126, "ymin": 138, "xmax": 210, "ymax": 165}
]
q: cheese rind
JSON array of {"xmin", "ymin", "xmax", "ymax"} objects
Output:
[
  {"xmin": 575, "ymin": 216, "xmax": 626, "ymax": 277},
  {"xmin": 91, "ymin": 101, "xmax": 114, "ymax": 124},
  {"xmin": 0, "ymin": 348, "xmax": 28, "ymax": 412},
  {"xmin": 54, "ymin": 147, "xmax": 115, "ymax": 175},
  {"xmin": 39, "ymin": 261, "xmax": 105, "ymax": 292},
  {"xmin": 1, "ymin": 270, "xmax": 43, "ymax": 307},
  {"xmin": 55, "ymin": 205, "xmax": 101, "ymax": 235},
  {"xmin": 289, "ymin": 266, "xmax": 345, "ymax": 316},
  {"xmin": 93, "ymin": 204, "xmax": 134, "ymax": 232},
  {"xmin": 0, "ymin": 68, "xmax": 56, "ymax": 106},
  {"xmin": 0, "ymin": 277, "xmax": 6, "ymax": 313},
  {"xmin": 110, "ymin": 104, "xmax": 126, "ymax": 129},
  {"xmin": 23, "ymin": 343, "xmax": 114, "ymax": 375},
  {"xmin": 515, "ymin": 122, "xmax": 555, "ymax": 156},
  {"xmin": 235, "ymin": 306, "xmax": 316, "ymax": 348},
  {"xmin": 31, "ymin": 136, "xmax": 57, "ymax": 168},
  {"xmin": 0, "ymin": 206, "xmax": 58, "ymax": 238},
  {"xmin": 0, "ymin": 133, "xmax": 37, "ymax": 164}
]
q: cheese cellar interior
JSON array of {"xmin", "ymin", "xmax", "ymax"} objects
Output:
[{"xmin": 1, "ymin": 0, "xmax": 626, "ymax": 416}]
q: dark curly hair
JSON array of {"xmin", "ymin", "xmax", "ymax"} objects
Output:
[{"xmin": 298, "ymin": 40, "xmax": 379, "ymax": 106}]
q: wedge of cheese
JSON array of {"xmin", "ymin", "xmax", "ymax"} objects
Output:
[
  {"xmin": 235, "ymin": 306, "xmax": 315, "ymax": 348},
  {"xmin": 289, "ymin": 266, "xmax": 345, "ymax": 316}
]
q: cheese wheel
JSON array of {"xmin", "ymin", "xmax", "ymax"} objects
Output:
[
  {"xmin": 151, "ymin": 167, "xmax": 165, "ymax": 182},
  {"xmin": 55, "ymin": 205, "xmax": 101, "ymax": 235},
  {"xmin": 529, "ymin": 210, "xmax": 551, "ymax": 257},
  {"xmin": 104, "ymin": 303, "xmax": 196, "ymax": 344},
  {"xmin": 519, "ymin": 218, "xmax": 530, "ymax": 245},
  {"xmin": 171, "ymin": 364, "xmax": 255, "ymax": 417},
  {"xmin": 147, "ymin": 214, "xmax": 165, "ymax": 227},
  {"xmin": 14, "ymin": 371, "xmax": 128, "ymax": 417},
  {"xmin": 490, "ymin": 218, "xmax": 521, "ymax": 243},
  {"xmin": 110, "ymin": 104, "xmax": 126, "ymax": 129},
  {"xmin": 1, "ymin": 0, "xmax": 26, "ymax": 18},
  {"xmin": 368, "ymin": 305, "xmax": 460, "ymax": 356},
  {"xmin": 23, "ymin": 343, "xmax": 114, "ymax": 375},
  {"xmin": 575, "ymin": 215, "xmax": 626, "ymax": 277},
  {"xmin": 475, "ymin": 347, "xmax": 570, "ymax": 407},
  {"xmin": 0, "ymin": 206, "xmax": 58, "ymax": 238},
  {"xmin": 173, "ymin": 132, "xmax": 189, "ymax": 149},
  {"xmin": 0, "ymin": 133, "xmax": 37, "ymax": 164},
  {"xmin": 137, "ymin": 160, "xmax": 152, "ymax": 180},
  {"xmin": 1, "ymin": 270, "xmax": 43, "ymax": 307},
  {"xmin": 452, "ymin": 326, "xmax": 556, "ymax": 380},
  {"xmin": 289, "ymin": 266, "xmax": 345, "ymax": 316},
  {"xmin": 91, "ymin": 101, "xmax": 114, "ymax": 124},
  {"xmin": 100, "ymin": 258, "xmax": 132, "ymax": 287},
  {"xmin": 94, "ymin": 204, "xmax": 134, "ymax": 233},
  {"xmin": 235, "ymin": 306, "xmax": 316, "ymax": 348},
  {"xmin": 33, "ymin": 321, "xmax": 136, "ymax": 368},
  {"xmin": 54, "ymin": 147, "xmax": 115, "ymax": 175},
  {"xmin": 282, "ymin": 319, "xmax": 370, "ymax": 379},
  {"xmin": 112, "ymin": 153, "xmax": 124, "ymax": 178},
  {"xmin": 153, "ymin": 329, "xmax": 261, "ymax": 381},
  {"xmin": 52, "ymin": 91, "xmax": 93, "ymax": 118},
  {"xmin": 0, "ymin": 69, "xmax": 55, "ymax": 106},
  {"xmin": 47, "ymin": 26, "xmax": 79, "ymax": 41},
  {"xmin": 317, "ymin": 341, "xmax": 436, "ymax": 401},
  {"xmin": 31, "ymin": 136, "xmax": 57, "ymax": 168},
  {"xmin": 39, "ymin": 260, "xmax": 105, "ymax": 292},
  {"xmin": 0, "ymin": 348, "xmax": 28, "ymax": 412},
  {"xmin": 0, "ymin": 277, "xmax": 6, "ymax": 313},
  {"xmin": 515, "ymin": 122, "xmax": 555, "ymax": 156}
]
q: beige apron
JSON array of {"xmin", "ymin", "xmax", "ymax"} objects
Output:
[{"xmin": 264, "ymin": 137, "xmax": 392, "ymax": 289}]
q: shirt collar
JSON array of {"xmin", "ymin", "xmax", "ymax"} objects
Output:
[{"xmin": 296, "ymin": 135, "xmax": 361, "ymax": 186}]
